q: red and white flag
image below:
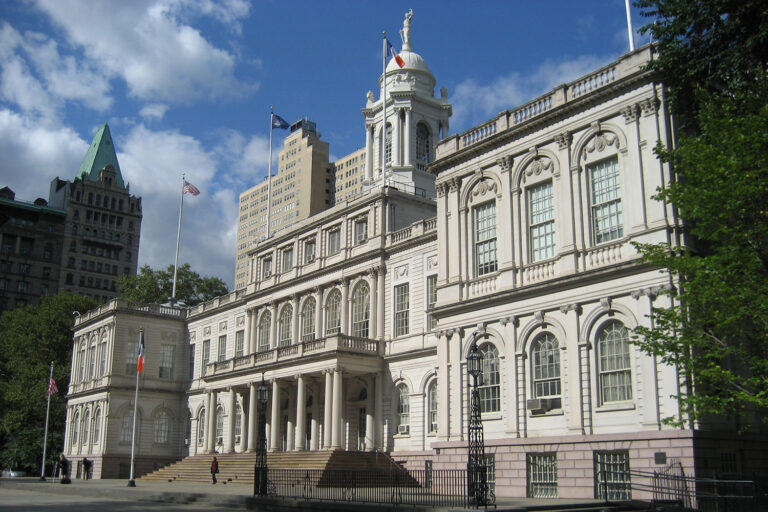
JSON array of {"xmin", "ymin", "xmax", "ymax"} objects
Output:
[
  {"xmin": 183, "ymin": 180, "xmax": 200, "ymax": 196},
  {"xmin": 137, "ymin": 330, "xmax": 145, "ymax": 374},
  {"xmin": 48, "ymin": 377, "xmax": 58, "ymax": 395}
]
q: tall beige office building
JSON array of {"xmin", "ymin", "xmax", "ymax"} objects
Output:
[
  {"xmin": 331, "ymin": 147, "xmax": 367, "ymax": 204},
  {"xmin": 235, "ymin": 118, "xmax": 331, "ymax": 288}
]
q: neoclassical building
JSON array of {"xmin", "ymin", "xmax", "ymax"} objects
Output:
[{"xmin": 62, "ymin": 14, "xmax": 764, "ymax": 498}]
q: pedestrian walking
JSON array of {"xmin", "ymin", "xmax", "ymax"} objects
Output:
[
  {"xmin": 58, "ymin": 453, "xmax": 71, "ymax": 484},
  {"xmin": 82, "ymin": 457, "xmax": 91, "ymax": 480},
  {"xmin": 210, "ymin": 456, "xmax": 218, "ymax": 484}
]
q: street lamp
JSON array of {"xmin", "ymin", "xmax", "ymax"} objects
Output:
[
  {"xmin": 466, "ymin": 333, "xmax": 489, "ymax": 507},
  {"xmin": 254, "ymin": 375, "xmax": 270, "ymax": 496}
]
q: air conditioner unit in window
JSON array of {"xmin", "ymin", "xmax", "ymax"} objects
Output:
[
  {"xmin": 398, "ymin": 424, "xmax": 409, "ymax": 435},
  {"xmin": 526, "ymin": 398, "xmax": 552, "ymax": 412}
]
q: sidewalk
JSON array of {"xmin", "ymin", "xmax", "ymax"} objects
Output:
[{"xmin": 0, "ymin": 477, "xmax": 620, "ymax": 511}]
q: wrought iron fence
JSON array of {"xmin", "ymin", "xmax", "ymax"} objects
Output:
[{"xmin": 255, "ymin": 467, "xmax": 468, "ymax": 507}]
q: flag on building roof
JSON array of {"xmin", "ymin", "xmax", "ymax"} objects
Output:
[
  {"xmin": 183, "ymin": 180, "xmax": 200, "ymax": 196},
  {"xmin": 48, "ymin": 376, "xmax": 58, "ymax": 395},
  {"xmin": 387, "ymin": 38, "xmax": 405, "ymax": 68},
  {"xmin": 272, "ymin": 114, "xmax": 290, "ymax": 130},
  {"xmin": 137, "ymin": 330, "xmax": 145, "ymax": 374}
]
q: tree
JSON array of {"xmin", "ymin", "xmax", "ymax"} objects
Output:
[
  {"xmin": 632, "ymin": 0, "xmax": 768, "ymax": 427},
  {"xmin": 117, "ymin": 263, "xmax": 228, "ymax": 306},
  {"xmin": 0, "ymin": 292, "xmax": 96, "ymax": 473}
]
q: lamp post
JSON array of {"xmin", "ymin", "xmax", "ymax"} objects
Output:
[
  {"xmin": 466, "ymin": 333, "xmax": 489, "ymax": 507},
  {"xmin": 254, "ymin": 375, "xmax": 270, "ymax": 496}
]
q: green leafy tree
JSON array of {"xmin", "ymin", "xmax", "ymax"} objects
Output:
[
  {"xmin": 632, "ymin": 0, "xmax": 768, "ymax": 427},
  {"xmin": 117, "ymin": 263, "xmax": 228, "ymax": 306},
  {"xmin": 0, "ymin": 292, "xmax": 95, "ymax": 473}
]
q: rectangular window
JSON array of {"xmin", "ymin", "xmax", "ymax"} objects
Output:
[
  {"xmin": 159, "ymin": 345, "xmax": 174, "ymax": 379},
  {"xmin": 17, "ymin": 281, "xmax": 28, "ymax": 293},
  {"xmin": 594, "ymin": 451, "xmax": 631, "ymax": 500},
  {"xmin": 328, "ymin": 228, "xmax": 340, "ymax": 255},
  {"xmin": 474, "ymin": 202, "xmax": 497, "ymax": 275},
  {"xmin": 217, "ymin": 335, "xmax": 227, "ymax": 362},
  {"xmin": 590, "ymin": 157, "xmax": 623, "ymax": 244},
  {"xmin": 484, "ymin": 454, "xmax": 496, "ymax": 496},
  {"xmin": 18, "ymin": 263, "xmax": 31, "ymax": 275},
  {"xmin": 304, "ymin": 239, "xmax": 316, "ymax": 263},
  {"xmin": 125, "ymin": 341, "xmax": 137, "ymax": 376},
  {"xmin": 189, "ymin": 344, "xmax": 195, "ymax": 379},
  {"xmin": 202, "ymin": 339, "xmax": 210, "ymax": 376},
  {"xmin": 527, "ymin": 453, "xmax": 558, "ymax": 498},
  {"xmin": 529, "ymin": 181, "xmax": 556, "ymax": 261},
  {"xmin": 262, "ymin": 257, "xmax": 272, "ymax": 278},
  {"xmin": 427, "ymin": 275, "xmax": 438, "ymax": 330},
  {"xmin": 235, "ymin": 330, "xmax": 245, "ymax": 358},
  {"xmin": 282, "ymin": 247, "xmax": 293, "ymax": 272},
  {"xmin": 355, "ymin": 218, "xmax": 368, "ymax": 244},
  {"xmin": 394, "ymin": 283, "xmax": 409, "ymax": 337}
]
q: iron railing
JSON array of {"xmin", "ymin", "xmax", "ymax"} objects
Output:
[{"xmin": 254, "ymin": 468, "xmax": 468, "ymax": 507}]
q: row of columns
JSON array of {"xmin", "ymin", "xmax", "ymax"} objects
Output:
[
  {"xmin": 199, "ymin": 369, "xmax": 384, "ymax": 454},
  {"xmin": 364, "ymin": 107, "xmax": 414, "ymax": 181}
]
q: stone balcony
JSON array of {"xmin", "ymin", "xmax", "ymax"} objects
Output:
[{"xmin": 203, "ymin": 334, "xmax": 383, "ymax": 378}]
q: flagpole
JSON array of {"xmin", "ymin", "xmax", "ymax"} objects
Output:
[
  {"xmin": 127, "ymin": 328, "xmax": 143, "ymax": 487},
  {"xmin": 266, "ymin": 108, "xmax": 274, "ymax": 239},
  {"xmin": 625, "ymin": 0, "xmax": 635, "ymax": 51},
  {"xmin": 39, "ymin": 362, "xmax": 54, "ymax": 481},
  {"xmin": 382, "ymin": 32, "xmax": 387, "ymax": 186},
  {"xmin": 171, "ymin": 174, "xmax": 185, "ymax": 304}
]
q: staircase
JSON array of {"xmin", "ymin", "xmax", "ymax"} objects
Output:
[{"xmin": 140, "ymin": 450, "xmax": 403, "ymax": 485}]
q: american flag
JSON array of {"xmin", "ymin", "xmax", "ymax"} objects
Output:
[
  {"xmin": 48, "ymin": 377, "xmax": 58, "ymax": 395},
  {"xmin": 183, "ymin": 180, "xmax": 200, "ymax": 196}
]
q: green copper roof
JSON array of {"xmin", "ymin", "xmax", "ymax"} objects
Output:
[{"xmin": 76, "ymin": 123, "xmax": 125, "ymax": 188}]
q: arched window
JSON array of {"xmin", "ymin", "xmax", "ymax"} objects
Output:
[
  {"xmin": 596, "ymin": 320, "xmax": 632, "ymax": 403},
  {"xmin": 234, "ymin": 404, "xmax": 242, "ymax": 444},
  {"xmin": 427, "ymin": 380, "xmax": 438, "ymax": 434},
  {"xmin": 325, "ymin": 290, "xmax": 342, "ymax": 335},
  {"xmin": 474, "ymin": 201, "xmax": 498, "ymax": 276},
  {"xmin": 72, "ymin": 411, "xmax": 80, "ymax": 446},
  {"xmin": 416, "ymin": 122, "xmax": 431, "ymax": 165},
  {"xmin": 120, "ymin": 411, "xmax": 133, "ymax": 443},
  {"xmin": 478, "ymin": 343, "xmax": 500, "ymax": 413},
  {"xmin": 197, "ymin": 408, "xmax": 206, "ymax": 446},
  {"xmin": 257, "ymin": 311, "xmax": 271, "ymax": 352},
  {"xmin": 351, "ymin": 282, "xmax": 370, "ymax": 338},
  {"xmin": 215, "ymin": 406, "xmax": 224, "ymax": 447},
  {"xmin": 396, "ymin": 383, "xmax": 410, "ymax": 434},
  {"xmin": 384, "ymin": 124, "xmax": 393, "ymax": 165},
  {"xmin": 589, "ymin": 156, "xmax": 623, "ymax": 244},
  {"xmin": 155, "ymin": 411, "xmax": 170, "ymax": 444},
  {"xmin": 95, "ymin": 194, "xmax": 101, "ymax": 207},
  {"xmin": 88, "ymin": 337, "xmax": 96, "ymax": 380},
  {"xmin": 93, "ymin": 408, "xmax": 102, "ymax": 445},
  {"xmin": 278, "ymin": 304, "xmax": 293, "ymax": 347},
  {"xmin": 301, "ymin": 298, "xmax": 316, "ymax": 342},
  {"xmin": 531, "ymin": 333, "xmax": 561, "ymax": 408},
  {"xmin": 82, "ymin": 410, "xmax": 90, "ymax": 447}
]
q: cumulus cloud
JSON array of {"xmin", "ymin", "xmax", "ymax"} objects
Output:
[
  {"xmin": 450, "ymin": 54, "xmax": 616, "ymax": 132},
  {"xmin": 34, "ymin": 0, "xmax": 256, "ymax": 103},
  {"xmin": 139, "ymin": 103, "xmax": 170, "ymax": 121}
]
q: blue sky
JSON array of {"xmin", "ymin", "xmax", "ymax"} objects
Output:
[{"xmin": 0, "ymin": 0, "xmax": 651, "ymax": 288}]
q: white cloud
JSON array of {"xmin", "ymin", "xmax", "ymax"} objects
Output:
[
  {"xmin": 34, "ymin": 0, "xmax": 256, "ymax": 104},
  {"xmin": 450, "ymin": 54, "xmax": 616, "ymax": 131},
  {"xmin": 139, "ymin": 103, "xmax": 170, "ymax": 120}
]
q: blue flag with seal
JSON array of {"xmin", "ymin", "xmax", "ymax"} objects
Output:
[{"xmin": 272, "ymin": 114, "xmax": 290, "ymax": 130}]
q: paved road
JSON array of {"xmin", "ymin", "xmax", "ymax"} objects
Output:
[{"xmin": 0, "ymin": 488, "xmax": 235, "ymax": 512}]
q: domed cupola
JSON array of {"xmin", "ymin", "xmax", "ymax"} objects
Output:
[{"xmin": 362, "ymin": 10, "xmax": 452, "ymax": 196}]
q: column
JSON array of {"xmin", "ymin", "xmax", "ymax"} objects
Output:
[
  {"xmin": 370, "ymin": 269, "xmax": 378, "ymax": 338},
  {"xmin": 310, "ymin": 381, "xmax": 320, "ymax": 450},
  {"xmin": 291, "ymin": 295, "xmax": 300, "ymax": 344},
  {"xmin": 374, "ymin": 371, "xmax": 383, "ymax": 450},
  {"xmin": 392, "ymin": 108, "xmax": 401, "ymax": 166},
  {"xmin": 247, "ymin": 382, "xmax": 257, "ymax": 452},
  {"xmin": 403, "ymin": 108, "xmax": 412, "ymax": 167},
  {"xmin": 295, "ymin": 375, "xmax": 306, "ymax": 451},
  {"xmin": 269, "ymin": 380, "xmax": 281, "ymax": 451},
  {"xmin": 331, "ymin": 369, "xmax": 343, "ymax": 449},
  {"xmin": 340, "ymin": 280, "xmax": 349, "ymax": 335},
  {"xmin": 207, "ymin": 390, "xmax": 217, "ymax": 453},
  {"xmin": 365, "ymin": 376, "xmax": 375, "ymax": 451},
  {"xmin": 226, "ymin": 388, "xmax": 236, "ymax": 453},
  {"xmin": 437, "ymin": 332, "xmax": 450, "ymax": 440},
  {"xmin": 364, "ymin": 125, "xmax": 373, "ymax": 182},
  {"xmin": 323, "ymin": 370, "xmax": 333, "ymax": 449},
  {"xmin": 269, "ymin": 303, "xmax": 277, "ymax": 349},
  {"xmin": 377, "ymin": 267, "xmax": 385, "ymax": 340},
  {"xmin": 246, "ymin": 309, "xmax": 255, "ymax": 354},
  {"xmin": 314, "ymin": 287, "xmax": 323, "ymax": 339},
  {"xmin": 286, "ymin": 390, "xmax": 295, "ymax": 451}
]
